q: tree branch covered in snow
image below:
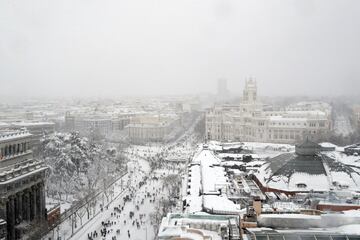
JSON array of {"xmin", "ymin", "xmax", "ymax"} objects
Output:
[{"xmin": 40, "ymin": 132, "xmax": 127, "ymax": 205}]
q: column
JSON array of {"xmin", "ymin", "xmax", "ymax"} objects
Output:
[
  {"xmin": 14, "ymin": 196, "xmax": 18, "ymax": 225},
  {"xmin": 31, "ymin": 186, "xmax": 37, "ymax": 221},
  {"xmin": 17, "ymin": 192, "xmax": 23, "ymax": 223},
  {"xmin": 0, "ymin": 200, "xmax": 6, "ymax": 219},
  {"xmin": 28, "ymin": 190, "xmax": 32, "ymax": 221},
  {"xmin": 25, "ymin": 190, "xmax": 31, "ymax": 222},
  {"xmin": 38, "ymin": 183, "xmax": 45, "ymax": 221},
  {"xmin": 36, "ymin": 186, "xmax": 41, "ymax": 220},
  {"xmin": 21, "ymin": 192, "xmax": 27, "ymax": 221},
  {"xmin": 8, "ymin": 196, "xmax": 15, "ymax": 240}
]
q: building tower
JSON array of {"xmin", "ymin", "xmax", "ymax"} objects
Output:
[
  {"xmin": 240, "ymin": 77, "xmax": 262, "ymax": 117},
  {"xmin": 243, "ymin": 77, "xmax": 257, "ymax": 103},
  {"xmin": 217, "ymin": 79, "xmax": 228, "ymax": 96},
  {"xmin": 217, "ymin": 78, "xmax": 229, "ymax": 102}
]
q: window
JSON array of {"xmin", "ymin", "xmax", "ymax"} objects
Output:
[{"xmin": 296, "ymin": 183, "xmax": 307, "ymax": 188}]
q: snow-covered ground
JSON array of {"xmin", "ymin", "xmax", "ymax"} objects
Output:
[
  {"xmin": 44, "ymin": 129, "xmax": 199, "ymax": 240},
  {"xmin": 43, "ymin": 170, "xmax": 131, "ymax": 240},
  {"xmin": 44, "ymin": 156, "xmax": 152, "ymax": 240},
  {"xmin": 46, "ymin": 197, "xmax": 72, "ymax": 214},
  {"xmin": 208, "ymin": 140, "xmax": 294, "ymax": 159},
  {"xmin": 71, "ymin": 167, "xmax": 174, "ymax": 240}
]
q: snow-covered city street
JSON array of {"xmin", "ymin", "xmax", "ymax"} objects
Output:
[
  {"xmin": 42, "ymin": 129, "xmax": 197, "ymax": 240},
  {"xmin": 71, "ymin": 161, "xmax": 170, "ymax": 240},
  {"xmin": 2, "ymin": 4, "xmax": 360, "ymax": 239}
]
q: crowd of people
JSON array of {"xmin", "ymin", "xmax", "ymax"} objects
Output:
[
  {"xmin": 45, "ymin": 127, "xmax": 198, "ymax": 240},
  {"xmin": 84, "ymin": 161, "xmax": 177, "ymax": 240}
]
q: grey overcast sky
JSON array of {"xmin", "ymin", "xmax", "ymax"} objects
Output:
[{"xmin": 0, "ymin": 0, "xmax": 359, "ymax": 98}]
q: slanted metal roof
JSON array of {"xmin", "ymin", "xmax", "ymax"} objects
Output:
[{"xmin": 267, "ymin": 153, "xmax": 326, "ymax": 179}]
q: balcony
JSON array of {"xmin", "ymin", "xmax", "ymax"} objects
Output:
[{"xmin": 0, "ymin": 160, "xmax": 47, "ymax": 183}]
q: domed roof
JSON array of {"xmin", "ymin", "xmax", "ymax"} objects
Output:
[
  {"xmin": 295, "ymin": 138, "xmax": 321, "ymax": 156},
  {"xmin": 267, "ymin": 153, "xmax": 326, "ymax": 177},
  {"xmin": 256, "ymin": 142, "xmax": 360, "ymax": 192}
]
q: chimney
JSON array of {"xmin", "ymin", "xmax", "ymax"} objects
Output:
[{"xmin": 253, "ymin": 196, "xmax": 262, "ymax": 216}]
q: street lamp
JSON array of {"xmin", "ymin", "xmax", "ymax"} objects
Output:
[
  {"xmin": 143, "ymin": 227, "xmax": 148, "ymax": 240},
  {"xmin": 56, "ymin": 226, "xmax": 60, "ymax": 240}
]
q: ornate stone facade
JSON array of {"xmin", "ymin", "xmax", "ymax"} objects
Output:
[
  {"xmin": 206, "ymin": 79, "xmax": 332, "ymax": 144},
  {"xmin": 0, "ymin": 130, "xmax": 48, "ymax": 240}
]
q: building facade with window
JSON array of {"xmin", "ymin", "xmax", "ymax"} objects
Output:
[
  {"xmin": 206, "ymin": 79, "xmax": 332, "ymax": 144},
  {"xmin": 0, "ymin": 130, "xmax": 48, "ymax": 240},
  {"xmin": 125, "ymin": 114, "xmax": 180, "ymax": 143},
  {"xmin": 10, "ymin": 122, "xmax": 55, "ymax": 155},
  {"xmin": 352, "ymin": 105, "xmax": 360, "ymax": 129},
  {"xmin": 65, "ymin": 112, "xmax": 132, "ymax": 138}
]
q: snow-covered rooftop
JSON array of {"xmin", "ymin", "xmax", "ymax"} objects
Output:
[
  {"xmin": 255, "ymin": 142, "xmax": 360, "ymax": 193},
  {"xmin": 11, "ymin": 121, "xmax": 55, "ymax": 126},
  {"xmin": 202, "ymin": 195, "xmax": 245, "ymax": 215},
  {"xmin": 0, "ymin": 130, "xmax": 32, "ymax": 142},
  {"xmin": 269, "ymin": 115, "xmax": 308, "ymax": 122}
]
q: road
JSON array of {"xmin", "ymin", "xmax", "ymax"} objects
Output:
[
  {"xmin": 72, "ymin": 166, "xmax": 181, "ymax": 240},
  {"xmin": 44, "ymin": 120, "xmax": 200, "ymax": 240}
]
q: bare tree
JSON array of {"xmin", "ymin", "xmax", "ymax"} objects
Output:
[{"xmin": 162, "ymin": 174, "xmax": 181, "ymax": 198}]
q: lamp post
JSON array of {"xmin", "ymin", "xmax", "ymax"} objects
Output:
[
  {"xmin": 144, "ymin": 226, "xmax": 148, "ymax": 240},
  {"xmin": 56, "ymin": 226, "xmax": 59, "ymax": 240}
]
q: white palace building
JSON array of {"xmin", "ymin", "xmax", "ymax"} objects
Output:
[{"xmin": 205, "ymin": 79, "xmax": 332, "ymax": 144}]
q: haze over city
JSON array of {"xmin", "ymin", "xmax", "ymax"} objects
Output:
[
  {"xmin": 1, "ymin": 1, "xmax": 360, "ymax": 240},
  {"xmin": 1, "ymin": 0, "xmax": 360, "ymax": 98}
]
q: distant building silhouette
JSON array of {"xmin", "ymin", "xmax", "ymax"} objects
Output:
[{"xmin": 216, "ymin": 78, "xmax": 230, "ymax": 103}]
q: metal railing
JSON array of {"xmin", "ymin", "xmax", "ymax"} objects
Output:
[{"xmin": 38, "ymin": 169, "xmax": 128, "ymax": 239}]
